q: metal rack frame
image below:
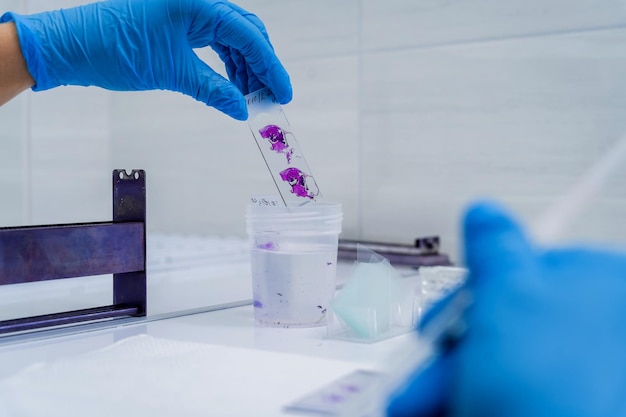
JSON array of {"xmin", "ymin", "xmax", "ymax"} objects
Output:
[{"xmin": 0, "ymin": 170, "xmax": 147, "ymax": 334}]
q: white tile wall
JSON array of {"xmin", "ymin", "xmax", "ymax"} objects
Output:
[
  {"xmin": 26, "ymin": 0, "xmax": 92, "ymax": 13},
  {"xmin": 280, "ymin": 56, "xmax": 360, "ymax": 237},
  {"xmin": 0, "ymin": 96, "xmax": 25, "ymax": 227},
  {"xmin": 0, "ymin": 0, "xmax": 24, "ymax": 14},
  {"xmin": 360, "ymin": 0, "xmax": 626, "ymax": 50},
  {"xmin": 360, "ymin": 29, "xmax": 626, "ymax": 259},
  {"xmin": 28, "ymin": 87, "xmax": 111, "ymax": 224},
  {"xmin": 2, "ymin": 0, "xmax": 626, "ymax": 263},
  {"xmin": 235, "ymin": 0, "xmax": 359, "ymax": 61}
]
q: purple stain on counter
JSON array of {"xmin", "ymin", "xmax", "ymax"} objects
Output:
[
  {"xmin": 259, "ymin": 124, "xmax": 295, "ymax": 163},
  {"xmin": 324, "ymin": 394, "xmax": 345, "ymax": 403},
  {"xmin": 342, "ymin": 384, "xmax": 361, "ymax": 393},
  {"xmin": 253, "ymin": 300, "xmax": 263, "ymax": 308},
  {"xmin": 279, "ymin": 167, "xmax": 319, "ymax": 199}
]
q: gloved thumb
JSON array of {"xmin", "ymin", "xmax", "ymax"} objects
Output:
[
  {"xmin": 462, "ymin": 201, "xmax": 535, "ymax": 287},
  {"xmin": 178, "ymin": 54, "xmax": 248, "ymax": 120}
]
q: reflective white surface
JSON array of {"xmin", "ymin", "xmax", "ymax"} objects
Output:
[
  {"xmin": 0, "ymin": 304, "xmax": 418, "ymax": 416},
  {"xmin": 0, "ymin": 230, "xmax": 429, "ymax": 416}
]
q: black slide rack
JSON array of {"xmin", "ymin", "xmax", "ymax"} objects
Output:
[{"xmin": 0, "ymin": 170, "xmax": 147, "ymax": 335}]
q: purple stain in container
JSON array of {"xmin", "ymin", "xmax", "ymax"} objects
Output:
[
  {"xmin": 257, "ymin": 242, "xmax": 278, "ymax": 250},
  {"xmin": 253, "ymin": 300, "xmax": 263, "ymax": 308},
  {"xmin": 279, "ymin": 167, "xmax": 319, "ymax": 199},
  {"xmin": 259, "ymin": 124, "xmax": 295, "ymax": 163}
]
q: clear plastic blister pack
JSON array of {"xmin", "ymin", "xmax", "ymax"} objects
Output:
[
  {"xmin": 246, "ymin": 88, "xmax": 321, "ymax": 207},
  {"xmin": 327, "ymin": 245, "xmax": 420, "ymax": 343}
]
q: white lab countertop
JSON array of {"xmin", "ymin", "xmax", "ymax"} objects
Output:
[
  {"xmin": 0, "ymin": 233, "xmax": 435, "ymax": 416},
  {"xmin": 0, "ymin": 304, "xmax": 421, "ymax": 416},
  {"xmin": 0, "ymin": 304, "xmax": 415, "ymax": 375}
]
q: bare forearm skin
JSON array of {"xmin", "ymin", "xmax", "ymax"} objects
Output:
[{"xmin": 0, "ymin": 22, "xmax": 34, "ymax": 106}]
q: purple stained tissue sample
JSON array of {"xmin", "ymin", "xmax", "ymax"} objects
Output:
[
  {"xmin": 258, "ymin": 124, "xmax": 294, "ymax": 163},
  {"xmin": 279, "ymin": 167, "xmax": 319, "ymax": 200}
]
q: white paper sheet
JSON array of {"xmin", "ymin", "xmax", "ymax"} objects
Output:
[{"xmin": 0, "ymin": 334, "xmax": 366, "ymax": 417}]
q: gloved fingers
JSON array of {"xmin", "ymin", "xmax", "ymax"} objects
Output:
[
  {"xmin": 229, "ymin": 49, "xmax": 251, "ymax": 94},
  {"xmin": 224, "ymin": 2, "xmax": 282, "ymax": 94},
  {"xmin": 211, "ymin": 43, "xmax": 271, "ymax": 96},
  {"xmin": 211, "ymin": 44, "xmax": 249, "ymax": 94},
  {"xmin": 246, "ymin": 67, "xmax": 266, "ymax": 95},
  {"xmin": 225, "ymin": 1, "xmax": 274, "ymax": 50},
  {"xmin": 543, "ymin": 246, "xmax": 626, "ymax": 278},
  {"xmin": 209, "ymin": 43, "xmax": 237, "ymax": 80},
  {"xmin": 462, "ymin": 200, "xmax": 535, "ymax": 287},
  {"xmin": 181, "ymin": 54, "xmax": 247, "ymax": 120},
  {"xmin": 541, "ymin": 247, "xmax": 626, "ymax": 315},
  {"xmin": 209, "ymin": 4, "xmax": 292, "ymax": 104},
  {"xmin": 241, "ymin": 58, "xmax": 266, "ymax": 94},
  {"xmin": 386, "ymin": 355, "xmax": 451, "ymax": 417},
  {"xmin": 229, "ymin": 49, "xmax": 266, "ymax": 94}
]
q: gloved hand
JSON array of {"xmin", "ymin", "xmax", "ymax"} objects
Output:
[
  {"xmin": 0, "ymin": 0, "xmax": 292, "ymax": 120},
  {"xmin": 387, "ymin": 201, "xmax": 626, "ymax": 417}
]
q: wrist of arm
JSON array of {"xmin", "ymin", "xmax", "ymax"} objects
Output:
[{"xmin": 0, "ymin": 21, "xmax": 35, "ymax": 106}]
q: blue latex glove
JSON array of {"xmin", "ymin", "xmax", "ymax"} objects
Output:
[
  {"xmin": 0, "ymin": 0, "xmax": 292, "ymax": 120},
  {"xmin": 387, "ymin": 201, "xmax": 626, "ymax": 417}
]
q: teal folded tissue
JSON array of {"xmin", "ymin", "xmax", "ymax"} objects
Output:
[{"xmin": 329, "ymin": 246, "xmax": 417, "ymax": 342}]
